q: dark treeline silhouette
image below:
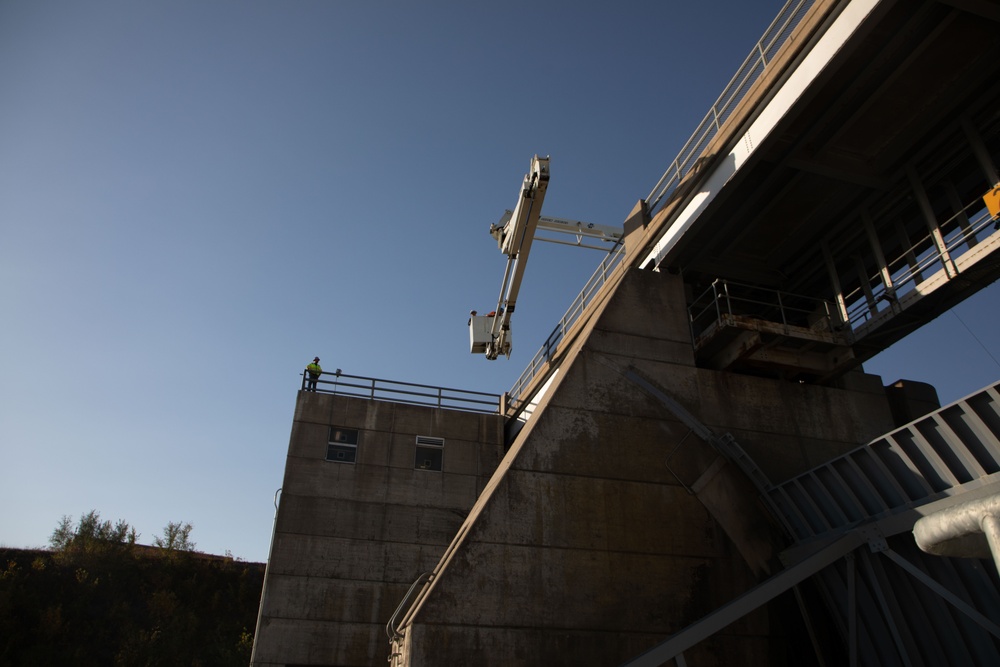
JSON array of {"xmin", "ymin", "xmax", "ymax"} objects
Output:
[{"xmin": 0, "ymin": 512, "xmax": 264, "ymax": 667}]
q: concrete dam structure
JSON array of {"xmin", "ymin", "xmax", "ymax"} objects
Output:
[{"xmin": 252, "ymin": 0, "xmax": 1000, "ymax": 664}]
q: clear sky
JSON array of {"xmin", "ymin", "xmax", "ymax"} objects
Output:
[{"xmin": 2, "ymin": 1, "xmax": 998, "ymax": 562}]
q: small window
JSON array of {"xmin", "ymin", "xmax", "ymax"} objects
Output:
[
  {"xmin": 327, "ymin": 427, "xmax": 359, "ymax": 463},
  {"xmin": 414, "ymin": 435, "xmax": 444, "ymax": 471}
]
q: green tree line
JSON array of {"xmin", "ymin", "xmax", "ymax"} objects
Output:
[{"xmin": 0, "ymin": 511, "xmax": 264, "ymax": 667}]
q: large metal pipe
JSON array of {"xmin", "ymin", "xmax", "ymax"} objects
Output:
[{"xmin": 912, "ymin": 493, "xmax": 1000, "ymax": 575}]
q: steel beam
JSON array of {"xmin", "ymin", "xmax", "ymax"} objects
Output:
[{"xmin": 619, "ymin": 533, "xmax": 863, "ymax": 667}]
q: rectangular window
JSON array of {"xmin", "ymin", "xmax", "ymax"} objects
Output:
[
  {"xmin": 414, "ymin": 435, "xmax": 444, "ymax": 471},
  {"xmin": 327, "ymin": 427, "xmax": 359, "ymax": 463}
]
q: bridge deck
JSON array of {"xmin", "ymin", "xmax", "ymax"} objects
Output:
[{"xmin": 635, "ymin": 0, "xmax": 1000, "ymax": 366}]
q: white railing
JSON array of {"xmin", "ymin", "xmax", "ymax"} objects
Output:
[
  {"xmin": 645, "ymin": 0, "xmax": 814, "ymax": 215},
  {"xmin": 845, "ymin": 196, "xmax": 1000, "ymax": 331}
]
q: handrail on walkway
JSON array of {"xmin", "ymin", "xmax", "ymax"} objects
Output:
[
  {"xmin": 645, "ymin": 0, "xmax": 814, "ymax": 215},
  {"xmin": 844, "ymin": 192, "xmax": 1000, "ymax": 332},
  {"xmin": 689, "ymin": 279, "xmax": 840, "ymax": 341},
  {"xmin": 386, "ymin": 571, "xmax": 434, "ymax": 644},
  {"xmin": 301, "ymin": 370, "xmax": 502, "ymax": 415}
]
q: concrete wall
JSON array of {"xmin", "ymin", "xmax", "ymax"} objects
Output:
[
  {"xmin": 398, "ymin": 268, "xmax": 896, "ymax": 666},
  {"xmin": 252, "ymin": 393, "xmax": 505, "ymax": 667}
]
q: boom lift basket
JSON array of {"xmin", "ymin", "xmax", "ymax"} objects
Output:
[{"xmin": 469, "ymin": 315, "xmax": 508, "ymax": 354}]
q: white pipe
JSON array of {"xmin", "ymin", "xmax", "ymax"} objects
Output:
[
  {"xmin": 980, "ymin": 513, "xmax": 1000, "ymax": 576},
  {"xmin": 912, "ymin": 493, "xmax": 1000, "ymax": 574}
]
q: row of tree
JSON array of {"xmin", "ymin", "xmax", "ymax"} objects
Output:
[
  {"xmin": 0, "ymin": 511, "xmax": 264, "ymax": 667},
  {"xmin": 49, "ymin": 510, "xmax": 196, "ymax": 554}
]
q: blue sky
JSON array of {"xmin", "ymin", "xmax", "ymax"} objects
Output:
[{"xmin": 2, "ymin": 1, "xmax": 998, "ymax": 562}]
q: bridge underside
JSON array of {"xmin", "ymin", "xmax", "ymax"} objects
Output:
[{"xmin": 648, "ymin": 0, "xmax": 1000, "ymax": 379}]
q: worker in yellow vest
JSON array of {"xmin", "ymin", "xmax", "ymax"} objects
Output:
[{"xmin": 306, "ymin": 357, "xmax": 322, "ymax": 391}]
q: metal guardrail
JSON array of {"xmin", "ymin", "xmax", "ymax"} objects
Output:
[
  {"xmin": 844, "ymin": 195, "xmax": 1000, "ymax": 331},
  {"xmin": 386, "ymin": 571, "xmax": 433, "ymax": 643},
  {"xmin": 302, "ymin": 371, "xmax": 502, "ymax": 415},
  {"xmin": 645, "ymin": 0, "xmax": 814, "ymax": 215},
  {"xmin": 386, "ymin": 571, "xmax": 434, "ymax": 667},
  {"xmin": 689, "ymin": 279, "xmax": 840, "ymax": 342}
]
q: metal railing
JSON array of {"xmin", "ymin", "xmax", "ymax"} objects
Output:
[
  {"xmin": 507, "ymin": 242, "xmax": 628, "ymax": 406},
  {"xmin": 386, "ymin": 571, "xmax": 433, "ymax": 642},
  {"xmin": 302, "ymin": 371, "xmax": 502, "ymax": 415},
  {"xmin": 645, "ymin": 0, "xmax": 814, "ymax": 215},
  {"xmin": 386, "ymin": 571, "xmax": 434, "ymax": 667},
  {"xmin": 844, "ymin": 197, "xmax": 1000, "ymax": 331},
  {"xmin": 688, "ymin": 279, "xmax": 840, "ymax": 344}
]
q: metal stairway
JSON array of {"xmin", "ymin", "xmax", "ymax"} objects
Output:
[
  {"xmin": 768, "ymin": 380, "xmax": 1000, "ymax": 666},
  {"xmin": 769, "ymin": 383, "xmax": 1000, "ymax": 541},
  {"xmin": 624, "ymin": 380, "xmax": 1000, "ymax": 666}
]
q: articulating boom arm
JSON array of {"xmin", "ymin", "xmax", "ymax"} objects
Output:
[
  {"xmin": 493, "ymin": 211, "xmax": 623, "ymax": 250},
  {"xmin": 471, "ymin": 155, "xmax": 550, "ymax": 360}
]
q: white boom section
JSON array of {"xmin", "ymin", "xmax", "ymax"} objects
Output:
[
  {"xmin": 492, "ymin": 210, "xmax": 623, "ymax": 250},
  {"xmin": 472, "ymin": 155, "xmax": 550, "ymax": 360}
]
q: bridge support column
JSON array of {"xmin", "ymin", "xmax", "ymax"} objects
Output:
[
  {"xmin": 822, "ymin": 241, "xmax": 850, "ymax": 326},
  {"xmin": 961, "ymin": 116, "xmax": 1000, "ymax": 186},
  {"xmin": 906, "ymin": 164, "xmax": 959, "ymax": 279}
]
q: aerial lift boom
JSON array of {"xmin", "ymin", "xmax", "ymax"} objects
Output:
[
  {"xmin": 470, "ymin": 155, "xmax": 550, "ymax": 360},
  {"xmin": 469, "ymin": 155, "xmax": 624, "ymax": 360}
]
